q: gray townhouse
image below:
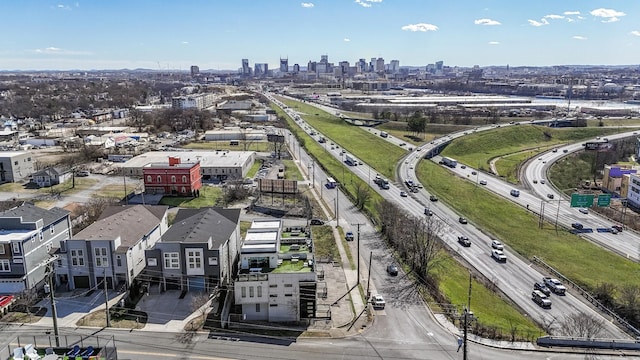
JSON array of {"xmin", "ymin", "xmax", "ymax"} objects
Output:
[
  {"xmin": 0, "ymin": 201, "xmax": 71, "ymax": 294},
  {"xmin": 144, "ymin": 207, "xmax": 241, "ymax": 293},
  {"xmin": 58, "ymin": 205, "xmax": 169, "ymax": 290}
]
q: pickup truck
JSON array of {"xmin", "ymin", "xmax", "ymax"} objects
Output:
[
  {"xmin": 457, "ymin": 236, "xmax": 471, "ymax": 247},
  {"xmin": 543, "ymin": 277, "xmax": 567, "ymax": 295}
]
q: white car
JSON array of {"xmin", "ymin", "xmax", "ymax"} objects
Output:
[
  {"xmin": 491, "ymin": 250, "xmax": 507, "ymax": 263},
  {"xmin": 371, "ymin": 295, "xmax": 386, "ymax": 309},
  {"xmin": 479, "ymin": 180, "xmax": 487, "ymax": 185},
  {"xmin": 579, "ymin": 208, "xmax": 589, "ymax": 214},
  {"xmin": 491, "ymin": 240, "xmax": 504, "ymax": 250}
]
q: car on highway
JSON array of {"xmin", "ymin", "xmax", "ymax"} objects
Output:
[
  {"xmin": 345, "ymin": 231, "xmax": 354, "ymax": 241},
  {"xmin": 540, "ymin": 179, "xmax": 546, "ymax": 184},
  {"xmin": 563, "ymin": 149, "xmax": 569, "ymax": 153},
  {"xmin": 543, "ymin": 277, "xmax": 567, "ymax": 295},
  {"xmin": 371, "ymin": 295, "xmax": 386, "ymax": 309},
  {"xmin": 571, "ymin": 222, "xmax": 583, "ymax": 230},
  {"xmin": 547, "ymin": 193, "xmax": 555, "ymax": 199},
  {"xmin": 534, "ymin": 282, "xmax": 552, "ymax": 296},
  {"xmin": 491, "ymin": 240, "xmax": 504, "ymax": 250},
  {"xmin": 532, "ymin": 179, "xmax": 538, "ymax": 184},
  {"xmin": 424, "ymin": 208, "xmax": 433, "ymax": 216},
  {"xmin": 471, "ymin": 171, "xmax": 477, "ymax": 175},
  {"xmin": 579, "ymin": 208, "xmax": 589, "ymax": 214},
  {"xmin": 510, "ymin": 189, "xmax": 520, "ymax": 197},
  {"xmin": 386, "ymin": 264, "xmax": 399, "ymax": 276},
  {"xmin": 532, "ymin": 290, "xmax": 552, "ymax": 309},
  {"xmin": 460, "ymin": 165, "xmax": 467, "ymax": 169},
  {"xmin": 458, "ymin": 217, "xmax": 468, "ymax": 224},
  {"xmin": 400, "ymin": 191, "xmax": 408, "ymax": 197},
  {"xmin": 479, "ymin": 180, "xmax": 487, "ymax": 185},
  {"xmin": 612, "ymin": 225, "xmax": 623, "ymax": 232},
  {"xmin": 310, "ymin": 218, "xmax": 325, "ymax": 225},
  {"xmin": 457, "ymin": 236, "xmax": 471, "ymax": 247},
  {"xmin": 491, "ymin": 249, "xmax": 507, "ymax": 263},
  {"xmin": 430, "ymin": 195, "xmax": 438, "ymax": 202}
]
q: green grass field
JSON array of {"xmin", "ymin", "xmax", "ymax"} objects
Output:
[
  {"xmin": 279, "ymin": 98, "xmax": 406, "ymax": 179},
  {"xmin": 440, "ymin": 125, "xmax": 627, "ymax": 171},
  {"xmin": 159, "ymin": 186, "xmax": 222, "ymax": 208},
  {"xmin": 312, "ymin": 225, "xmax": 341, "ymax": 261},
  {"xmin": 416, "ymin": 160, "xmax": 640, "ymax": 291},
  {"xmin": 282, "ymin": 159, "xmax": 304, "ymax": 181}
]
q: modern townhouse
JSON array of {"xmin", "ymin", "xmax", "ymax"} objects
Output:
[
  {"xmin": 58, "ymin": 205, "xmax": 169, "ymax": 290},
  {"xmin": 233, "ymin": 219, "xmax": 317, "ymax": 322},
  {"xmin": 144, "ymin": 207, "xmax": 241, "ymax": 293},
  {"xmin": 0, "ymin": 202, "xmax": 71, "ymax": 294}
]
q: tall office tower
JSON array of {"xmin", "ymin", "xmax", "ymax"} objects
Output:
[
  {"xmin": 376, "ymin": 57, "xmax": 385, "ymax": 72},
  {"xmin": 254, "ymin": 63, "xmax": 268, "ymax": 77},
  {"xmin": 293, "ymin": 64, "xmax": 300, "ymax": 73},
  {"xmin": 357, "ymin": 59, "xmax": 367, "ymax": 73},
  {"xmin": 435, "ymin": 60, "xmax": 444, "ymax": 73},
  {"xmin": 307, "ymin": 61, "xmax": 316, "ymax": 73},
  {"xmin": 338, "ymin": 61, "xmax": 350, "ymax": 74},
  {"xmin": 370, "ymin": 58, "xmax": 376, "ymax": 72},
  {"xmin": 389, "ymin": 60, "xmax": 400, "ymax": 73},
  {"xmin": 242, "ymin": 59, "xmax": 250, "ymax": 75},
  {"xmin": 190, "ymin": 65, "xmax": 200, "ymax": 77},
  {"xmin": 320, "ymin": 55, "xmax": 328, "ymax": 64},
  {"xmin": 280, "ymin": 58, "xmax": 289, "ymax": 72}
]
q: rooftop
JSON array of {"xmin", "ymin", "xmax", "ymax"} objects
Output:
[{"xmin": 121, "ymin": 150, "xmax": 255, "ymax": 169}]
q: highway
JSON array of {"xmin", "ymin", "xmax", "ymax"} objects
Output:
[{"xmin": 270, "ymin": 94, "xmax": 633, "ymax": 339}]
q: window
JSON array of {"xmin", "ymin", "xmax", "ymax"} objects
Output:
[
  {"xmin": 171, "ymin": 175, "xmax": 176, "ymax": 183},
  {"xmin": 257, "ymin": 286, "xmax": 262, "ymax": 297},
  {"xmin": 50, "ymin": 226, "xmax": 55, "ymax": 234},
  {"xmin": 249, "ymin": 287, "xmax": 254, "ymax": 298},
  {"xmin": 255, "ymin": 304, "xmax": 261, "ymax": 313},
  {"xmin": 12, "ymin": 242, "xmax": 20, "ymax": 254},
  {"xmin": 208, "ymin": 257, "xmax": 218, "ymax": 266},
  {"xmin": 147, "ymin": 258, "xmax": 157, "ymax": 266},
  {"xmin": 57, "ymin": 259, "xmax": 62, "ymax": 267},
  {"xmin": 39, "ymin": 232, "xmax": 43, "ymax": 242},
  {"xmin": 117, "ymin": 255, "xmax": 122, "ymax": 267},
  {"xmin": 269, "ymin": 304, "xmax": 278, "ymax": 307},
  {"xmin": 94, "ymin": 247, "xmax": 108, "ymax": 267},
  {"xmin": 186, "ymin": 249, "xmax": 202, "ymax": 270},
  {"xmin": 147, "ymin": 175, "xmax": 152, "ymax": 183},
  {"xmin": 284, "ymin": 284, "xmax": 293, "ymax": 288},
  {"xmin": 157, "ymin": 175, "xmax": 162, "ymax": 183},
  {"xmin": 164, "ymin": 252, "xmax": 179, "ymax": 269},
  {"xmin": 269, "ymin": 284, "xmax": 277, "ymax": 288},
  {"xmin": 241, "ymin": 287, "xmax": 246, "ymax": 298},
  {"xmin": 0, "ymin": 260, "xmax": 10, "ymax": 272},
  {"xmin": 14, "ymin": 161, "xmax": 18, "ymax": 165},
  {"xmin": 182, "ymin": 175, "xmax": 187, "ymax": 183},
  {"xmin": 269, "ymin": 294, "xmax": 278, "ymax": 298},
  {"xmin": 71, "ymin": 249, "xmax": 85, "ymax": 266},
  {"xmin": 0, "ymin": 245, "xmax": 4, "ymax": 255},
  {"xmin": 285, "ymin": 294, "xmax": 293, "ymax": 297}
]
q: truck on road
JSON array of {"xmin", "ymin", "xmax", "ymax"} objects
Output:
[
  {"xmin": 543, "ymin": 277, "xmax": 567, "ymax": 295},
  {"xmin": 345, "ymin": 154, "xmax": 357, "ymax": 166},
  {"xmin": 440, "ymin": 157, "xmax": 458, "ymax": 168},
  {"xmin": 380, "ymin": 131, "xmax": 388, "ymax": 138}
]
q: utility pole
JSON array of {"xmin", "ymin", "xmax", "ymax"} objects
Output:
[
  {"xmin": 104, "ymin": 269, "xmax": 111, "ymax": 327},
  {"xmin": 366, "ymin": 251, "xmax": 373, "ymax": 299},
  {"xmin": 46, "ymin": 264, "xmax": 60, "ymax": 347},
  {"xmin": 463, "ymin": 273, "xmax": 472, "ymax": 360},
  {"xmin": 352, "ymin": 223, "xmax": 365, "ymax": 284},
  {"xmin": 335, "ymin": 184, "xmax": 340, "ymax": 228}
]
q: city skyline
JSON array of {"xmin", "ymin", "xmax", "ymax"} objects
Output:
[{"xmin": 1, "ymin": 0, "xmax": 639, "ymax": 71}]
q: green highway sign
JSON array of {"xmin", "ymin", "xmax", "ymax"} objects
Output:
[
  {"xmin": 570, "ymin": 193, "xmax": 595, "ymax": 207},
  {"xmin": 597, "ymin": 194, "xmax": 612, "ymax": 207}
]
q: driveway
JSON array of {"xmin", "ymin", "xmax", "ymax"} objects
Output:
[{"xmin": 135, "ymin": 289, "xmax": 207, "ymax": 332}]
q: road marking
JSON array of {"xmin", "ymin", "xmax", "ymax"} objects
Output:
[{"xmin": 120, "ymin": 349, "xmax": 234, "ymax": 360}]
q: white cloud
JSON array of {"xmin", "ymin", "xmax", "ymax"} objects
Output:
[
  {"xmin": 631, "ymin": 31, "xmax": 640, "ymax": 37},
  {"xmin": 572, "ymin": 36, "xmax": 587, "ymax": 40},
  {"xmin": 564, "ymin": 11, "xmax": 580, "ymax": 15},
  {"xmin": 301, "ymin": 2, "xmax": 314, "ymax": 8},
  {"xmin": 590, "ymin": 8, "xmax": 625, "ymax": 23},
  {"xmin": 401, "ymin": 23, "xmax": 438, "ymax": 32},
  {"xmin": 33, "ymin": 47, "xmax": 91, "ymax": 55},
  {"xmin": 181, "ymin": 41, "xmax": 189, "ymax": 45},
  {"xmin": 528, "ymin": 19, "xmax": 549, "ymax": 27},
  {"xmin": 474, "ymin": 18, "xmax": 501, "ymax": 26},
  {"xmin": 55, "ymin": 4, "xmax": 71, "ymax": 10},
  {"xmin": 355, "ymin": 0, "xmax": 381, "ymax": 8},
  {"xmin": 488, "ymin": 41, "xmax": 500, "ymax": 45},
  {"xmin": 343, "ymin": 38, "xmax": 351, "ymax": 42},
  {"xmin": 544, "ymin": 14, "xmax": 564, "ymax": 20}
]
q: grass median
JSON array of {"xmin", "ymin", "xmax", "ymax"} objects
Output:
[{"xmin": 416, "ymin": 160, "xmax": 640, "ymax": 291}]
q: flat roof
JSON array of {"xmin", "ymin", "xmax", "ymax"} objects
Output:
[
  {"xmin": 241, "ymin": 243, "xmax": 277, "ymax": 253},
  {"xmin": 250, "ymin": 220, "xmax": 282, "ymax": 230},
  {"xmin": 0, "ymin": 229, "xmax": 38, "ymax": 243},
  {"xmin": 121, "ymin": 151, "xmax": 254, "ymax": 169},
  {"xmin": 244, "ymin": 231, "xmax": 278, "ymax": 243}
]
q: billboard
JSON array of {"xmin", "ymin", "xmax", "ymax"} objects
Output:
[
  {"xmin": 258, "ymin": 179, "xmax": 298, "ymax": 194},
  {"xmin": 584, "ymin": 142, "xmax": 615, "ymax": 152},
  {"xmin": 267, "ymin": 134, "xmax": 285, "ymax": 143}
]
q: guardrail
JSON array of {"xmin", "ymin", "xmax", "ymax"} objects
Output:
[
  {"xmin": 532, "ymin": 256, "xmax": 640, "ymax": 337},
  {"xmin": 537, "ymin": 335, "xmax": 640, "ymax": 350}
]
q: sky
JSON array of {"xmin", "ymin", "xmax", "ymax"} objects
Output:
[{"xmin": 1, "ymin": 0, "xmax": 639, "ymax": 71}]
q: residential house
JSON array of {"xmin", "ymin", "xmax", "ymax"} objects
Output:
[
  {"xmin": 59, "ymin": 205, "xmax": 169, "ymax": 290},
  {"xmin": 31, "ymin": 167, "xmax": 73, "ymax": 188},
  {"xmin": 0, "ymin": 202, "xmax": 71, "ymax": 294},
  {"xmin": 234, "ymin": 219, "xmax": 317, "ymax": 322},
  {"xmin": 144, "ymin": 207, "xmax": 240, "ymax": 292},
  {"xmin": 0, "ymin": 152, "xmax": 35, "ymax": 184}
]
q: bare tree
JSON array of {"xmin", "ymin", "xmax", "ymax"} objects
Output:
[
  {"xmin": 353, "ymin": 181, "xmax": 371, "ymax": 210},
  {"xmin": 539, "ymin": 315, "xmax": 558, "ymax": 334},
  {"xmin": 557, "ymin": 312, "xmax": 604, "ymax": 339},
  {"xmin": 191, "ymin": 292, "xmax": 211, "ymax": 324}
]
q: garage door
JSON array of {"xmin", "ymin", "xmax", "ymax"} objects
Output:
[
  {"xmin": 188, "ymin": 277, "xmax": 206, "ymax": 292},
  {"xmin": 73, "ymin": 276, "xmax": 90, "ymax": 289}
]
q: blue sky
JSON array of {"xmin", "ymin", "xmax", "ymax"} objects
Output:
[{"xmin": 1, "ymin": 0, "xmax": 639, "ymax": 71}]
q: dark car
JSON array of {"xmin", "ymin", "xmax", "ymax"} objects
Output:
[
  {"xmin": 457, "ymin": 236, "xmax": 471, "ymax": 247},
  {"xmin": 430, "ymin": 195, "xmax": 438, "ymax": 202},
  {"xmin": 387, "ymin": 264, "xmax": 399, "ymax": 276},
  {"xmin": 547, "ymin": 193, "xmax": 554, "ymax": 199},
  {"xmin": 459, "ymin": 217, "xmax": 468, "ymax": 224},
  {"xmin": 310, "ymin": 218, "xmax": 325, "ymax": 225},
  {"xmin": 345, "ymin": 231, "xmax": 354, "ymax": 241},
  {"xmin": 612, "ymin": 225, "xmax": 623, "ymax": 232},
  {"xmin": 534, "ymin": 282, "xmax": 552, "ymax": 297},
  {"xmin": 571, "ymin": 222, "xmax": 583, "ymax": 230}
]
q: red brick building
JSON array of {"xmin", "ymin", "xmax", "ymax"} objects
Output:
[{"xmin": 143, "ymin": 157, "xmax": 202, "ymax": 196}]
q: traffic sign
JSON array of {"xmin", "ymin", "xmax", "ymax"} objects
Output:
[
  {"xmin": 597, "ymin": 194, "xmax": 612, "ymax": 207},
  {"xmin": 570, "ymin": 193, "xmax": 595, "ymax": 207}
]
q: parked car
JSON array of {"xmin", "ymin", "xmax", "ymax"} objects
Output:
[
  {"xmin": 345, "ymin": 231, "xmax": 354, "ymax": 241},
  {"xmin": 371, "ymin": 295, "xmax": 386, "ymax": 309},
  {"xmin": 459, "ymin": 217, "xmax": 468, "ymax": 224},
  {"xmin": 387, "ymin": 264, "xmax": 399, "ymax": 276},
  {"xmin": 491, "ymin": 240, "xmax": 504, "ymax": 250},
  {"xmin": 310, "ymin": 218, "xmax": 325, "ymax": 225},
  {"xmin": 491, "ymin": 249, "xmax": 507, "ymax": 263},
  {"xmin": 457, "ymin": 236, "xmax": 471, "ymax": 247},
  {"xmin": 76, "ymin": 170, "xmax": 90, "ymax": 177},
  {"xmin": 534, "ymin": 282, "xmax": 552, "ymax": 296}
]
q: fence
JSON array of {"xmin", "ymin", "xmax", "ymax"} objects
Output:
[
  {"xmin": 532, "ymin": 256, "xmax": 640, "ymax": 337},
  {"xmin": 0, "ymin": 334, "xmax": 118, "ymax": 360}
]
